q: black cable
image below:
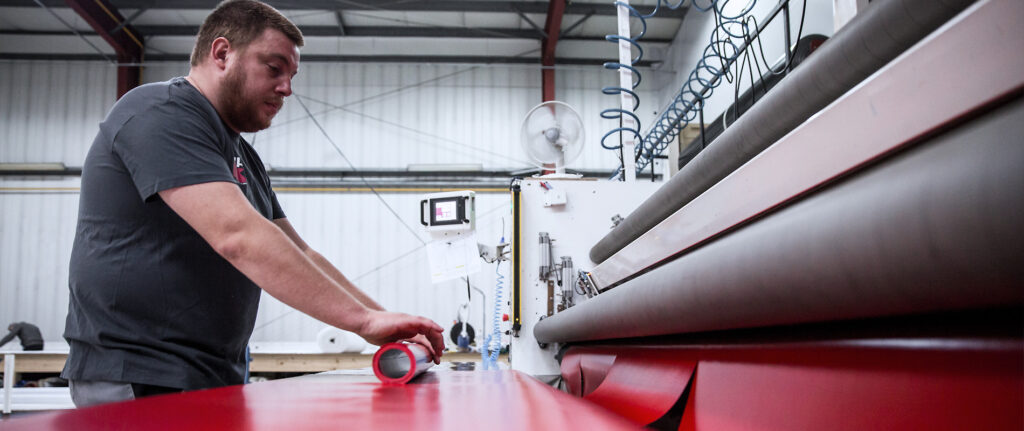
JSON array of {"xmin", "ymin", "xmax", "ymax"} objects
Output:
[
  {"xmin": 712, "ymin": 6, "xmax": 736, "ymax": 85},
  {"xmin": 252, "ymin": 203, "xmax": 508, "ymax": 333},
  {"xmin": 293, "ymin": 94, "xmax": 427, "ymax": 246},
  {"xmin": 743, "ymin": 18, "xmax": 769, "ymax": 102},
  {"xmin": 290, "ymin": 93, "xmax": 531, "ymax": 166},
  {"xmin": 750, "ymin": 0, "xmax": 807, "ymax": 76}
]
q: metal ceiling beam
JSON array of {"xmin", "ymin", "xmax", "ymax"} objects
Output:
[
  {"xmin": 110, "ymin": 5, "xmax": 146, "ymax": 34},
  {"xmin": 0, "ymin": 52, "xmax": 659, "ymax": 67},
  {"xmin": 0, "ymin": 166, "xmax": 661, "ymax": 181},
  {"xmin": 0, "ymin": 0, "xmax": 688, "ymax": 18},
  {"xmin": 515, "ymin": 10, "xmax": 546, "ymax": 38},
  {"xmin": 560, "ymin": 11, "xmax": 595, "ymax": 38},
  {"xmin": 334, "ymin": 10, "xmax": 346, "ymax": 36},
  {"xmin": 63, "ymin": 0, "xmax": 143, "ymax": 99},
  {"xmin": 541, "ymin": 0, "xmax": 566, "ymax": 102},
  {"xmin": 0, "ymin": 26, "xmax": 673, "ymax": 43}
]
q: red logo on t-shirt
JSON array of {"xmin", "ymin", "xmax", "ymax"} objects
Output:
[{"xmin": 233, "ymin": 156, "xmax": 247, "ymax": 184}]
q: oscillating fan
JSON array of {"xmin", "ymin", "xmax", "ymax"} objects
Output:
[{"xmin": 520, "ymin": 101, "xmax": 585, "ymax": 178}]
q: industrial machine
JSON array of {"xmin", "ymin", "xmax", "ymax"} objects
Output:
[
  {"xmin": 4, "ymin": 0, "xmax": 1021, "ymax": 429},
  {"xmin": 523, "ymin": 0, "xmax": 1024, "ymax": 429}
]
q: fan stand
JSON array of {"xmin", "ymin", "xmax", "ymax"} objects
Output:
[{"xmin": 533, "ymin": 156, "xmax": 582, "ymax": 179}]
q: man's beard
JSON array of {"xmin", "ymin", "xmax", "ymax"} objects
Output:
[{"xmin": 220, "ymin": 66, "xmax": 276, "ymax": 133}]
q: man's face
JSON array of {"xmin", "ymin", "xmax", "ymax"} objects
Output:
[{"xmin": 219, "ymin": 28, "xmax": 300, "ymax": 133}]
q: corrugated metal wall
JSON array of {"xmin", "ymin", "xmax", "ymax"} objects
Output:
[
  {"xmin": 1, "ymin": 60, "xmax": 649, "ymax": 344},
  {"xmin": 253, "ymin": 191, "xmax": 512, "ymax": 344},
  {"xmin": 0, "ymin": 61, "xmax": 115, "ymax": 164},
  {"xmin": 0, "ymin": 187, "xmax": 79, "ymax": 342},
  {"xmin": 142, "ymin": 61, "xmax": 656, "ymax": 171}
]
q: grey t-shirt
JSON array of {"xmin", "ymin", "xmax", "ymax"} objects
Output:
[{"xmin": 62, "ymin": 77, "xmax": 284, "ymax": 390}]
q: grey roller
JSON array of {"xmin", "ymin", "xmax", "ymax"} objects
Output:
[
  {"xmin": 536, "ymin": 97, "xmax": 1024, "ymax": 344},
  {"xmin": 590, "ymin": 0, "xmax": 976, "ymax": 264}
]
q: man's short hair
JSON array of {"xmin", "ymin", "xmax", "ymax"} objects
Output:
[{"xmin": 190, "ymin": 0, "xmax": 304, "ymax": 66}]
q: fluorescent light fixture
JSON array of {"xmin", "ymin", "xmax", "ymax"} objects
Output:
[
  {"xmin": 0, "ymin": 162, "xmax": 66, "ymax": 172},
  {"xmin": 407, "ymin": 164, "xmax": 483, "ymax": 172}
]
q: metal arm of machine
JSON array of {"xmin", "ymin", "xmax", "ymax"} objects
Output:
[
  {"xmin": 537, "ymin": 0, "xmax": 1024, "ymax": 344},
  {"xmin": 588, "ymin": 0, "xmax": 977, "ymax": 265}
]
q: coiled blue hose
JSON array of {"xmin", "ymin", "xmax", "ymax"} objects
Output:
[
  {"xmin": 599, "ymin": 1, "xmax": 648, "ymax": 158},
  {"xmin": 483, "ymin": 249, "xmax": 505, "ymax": 368},
  {"xmin": 602, "ymin": 1, "xmax": 768, "ymax": 176}
]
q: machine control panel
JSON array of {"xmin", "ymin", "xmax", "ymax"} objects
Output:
[{"xmin": 420, "ymin": 191, "xmax": 475, "ymax": 232}]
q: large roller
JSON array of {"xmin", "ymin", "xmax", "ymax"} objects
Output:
[
  {"xmin": 537, "ymin": 96, "xmax": 1024, "ymax": 344},
  {"xmin": 589, "ymin": 0, "xmax": 976, "ymax": 264},
  {"xmin": 372, "ymin": 342, "xmax": 434, "ymax": 384}
]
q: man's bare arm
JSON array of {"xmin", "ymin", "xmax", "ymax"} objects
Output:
[
  {"xmin": 273, "ymin": 218, "xmax": 444, "ymax": 363},
  {"xmin": 273, "ymin": 218, "xmax": 385, "ymax": 312},
  {"xmin": 158, "ymin": 181, "xmax": 444, "ymax": 349}
]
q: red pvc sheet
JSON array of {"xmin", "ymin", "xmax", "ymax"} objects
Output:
[
  {"xmin": 561, "ymin": 339, "xmax": 1024, "ymax": 431},
  {"xmin": 560, "ymin": 349, "xmax": 616, "ymax": 397},
  {"xmin": 581, "ymin": 351, "xmax": 695, "ymax": 426},
  {"xmin": 1, "ymin": 369, "xmax": 640, "ymax": 430},
  {"xmin": 678, "ymin": 359, "xmax": 1023, "ymax": 431},
  {"xmin": 373, "ymin": 342, "xmax": 433, "ymax": 384}
]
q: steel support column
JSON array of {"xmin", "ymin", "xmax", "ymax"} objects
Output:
[
  {"xmin": 541, "ymin": 0, "xmax": 565, "ymax": 102},
  {"xmin": 65, "ymin": 0, "xmax": 144, "ymax": 99}
]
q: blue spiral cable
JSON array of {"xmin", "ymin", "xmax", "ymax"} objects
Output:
[
  {"xmin": 601, "ymin": 1, "xmax": 769, "ymax": 177},
  {"xmin": 601, "ymin": 1, "xmax": 714, "ymax": 178},
  {"xmin": 633, "ymin": 0, "xmax": 761, "ymax": 174},
  {"xmin": 599, "ymin": 0, "xmax": 647, "ymax": 167},
  {"xmin": 483, "ymin": 247, "xmax": 505, "ymax": 368}
]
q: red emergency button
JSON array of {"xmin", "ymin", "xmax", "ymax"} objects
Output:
[{"xmin": 502, "ymin": 314, "xmax": 510, "ymax": 321}]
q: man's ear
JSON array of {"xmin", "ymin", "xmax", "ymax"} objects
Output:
[{"xmin": 210, "ymin": 37, "xmax": 231, "ymax": 71}]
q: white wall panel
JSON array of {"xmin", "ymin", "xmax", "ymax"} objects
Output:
[
  {"xmin": 251, "ymin": 191, "xmax": 512, "ymax": 343},
  {"xmin": 0, "ymin": 181, "xmax": 79, "ymax": 341},
  {"xmin": 0, "ymin": 61, "xmax": 115, "ymax": 165},
  {"xmin": 143, "ymin": 61, "xmax": 655, "ymax": 173},
  {"xmin": 1, "ymin": 58, "xmax": 655, "ymax": 345},
  {"xmin": 0, "ymin": 180, "xmax": 511, "ymax": 344}
]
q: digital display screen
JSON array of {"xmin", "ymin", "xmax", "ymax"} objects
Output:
[{"xmin": 434, "ymin": 201, "xmax": 458, "ymax": 222}]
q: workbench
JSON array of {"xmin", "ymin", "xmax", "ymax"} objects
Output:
[
  {"xmin": 2, "ymin": 343, "xmax": 500, "ymax": 374},
  {"xmin": 1, "ymin": 343, "xmax": 505, "ymax": 414}
]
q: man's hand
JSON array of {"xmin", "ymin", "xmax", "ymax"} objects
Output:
[
  {"xmin": 359, "ymin": 311, "xmax": 445, "ymax": 363},
  {"xmin": 402, "ymin": 334, "xmax": 444, "ymax": 365}
]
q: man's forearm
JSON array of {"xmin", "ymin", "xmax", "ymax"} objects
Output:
[
  {"xmin": 305, "ymin": 249, "xmax": 385, "ymax": 312},
  {"xmin": 219, "ymin": 219, "xmax": 371, "ymax": 332},
  {"xmin": 0, "ymin": 331, "xmax": 15, "ymax": 348}
]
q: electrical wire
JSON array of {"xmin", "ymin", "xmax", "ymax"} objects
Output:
[
  {"xmin": 748, "ymin": 0, "xmax": 807, "ymax": 76},
  {"xmin": 265, "ymin": 47, "xmax": 544, "ymax": 167},
  {"xmin": 31, "ymin": 0, "xmax": 115, "ymax": 64},
  {"xmin": 484, "ymin": 257, "xmax": 504, "ymax": 366},
  {"xmin": 251, "ymin": 203, "xmax": 509, "ymax": 333},
  {"xmin": 292, "ymin": 93, "xmax": 534, "ymax": 166},
  {"xmin": 293, "ymin": 94, "xmax": 427, "ymax": 246},
  {"xmin": 598, "ymin": 0, "xmax": 649, "ymax": 174},
  {"xmin": 604, "ymin": 0, "xmax": 807, "ymax": 175},
  {"xmin": 601, "ymin": 0, "xmax": 710, "ymax": 179},
  {"xmin": 272, "ymin": 0, "xmax": 544, "ymax": 39},
  {"xmin": 268, "ymin": 66, "xmax": 482, "ymax": 130}
]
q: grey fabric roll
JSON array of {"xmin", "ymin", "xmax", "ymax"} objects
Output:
[
  {"xmin": 537, "ymin": 96, "xmax": 1024, "ymax": 344},
  {"xmin": 590, "ymin": 0, "xmax": 976, "ymax": 264}
]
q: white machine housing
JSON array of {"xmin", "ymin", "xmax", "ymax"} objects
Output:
[{"xmin": 509, "ymin": 178, "xmax": 660, "ymax": 376}]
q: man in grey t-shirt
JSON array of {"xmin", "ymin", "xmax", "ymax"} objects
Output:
[{"xmin": 63, "ymin": 0, "xmax": 444, "ymax": 407}]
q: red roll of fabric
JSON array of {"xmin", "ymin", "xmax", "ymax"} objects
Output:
[{"xmin": 373, "ymin": 342, "xmax": 434, "ymax": 384}]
